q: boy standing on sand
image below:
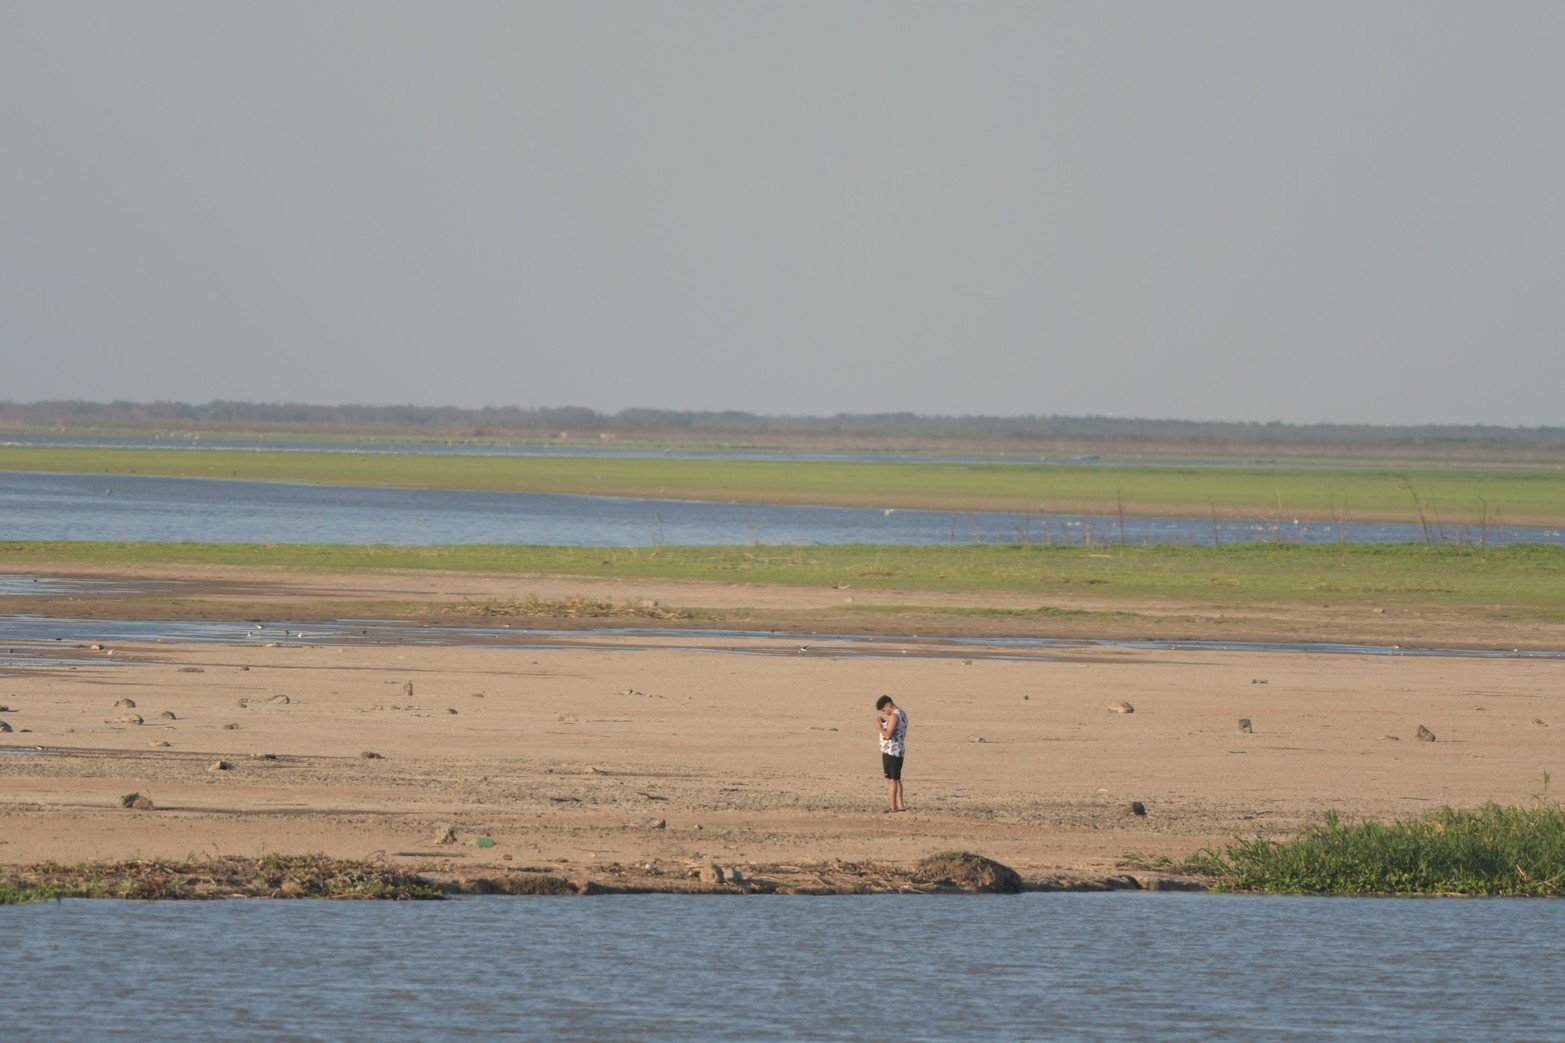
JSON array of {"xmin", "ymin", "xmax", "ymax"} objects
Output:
[{"xmin": 875, "ymin": 695, "xmax": 908, "ymax": 813}]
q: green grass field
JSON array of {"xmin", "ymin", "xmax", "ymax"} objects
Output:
[
  {"xmin": 5, "ymin": 445, "xmax": 1563, "ymax": 523},
  {"xmin": 8, "ymin": 541, "xmax": 1562, "ymax": 618}
]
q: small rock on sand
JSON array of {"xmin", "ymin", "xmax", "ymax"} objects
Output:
[
  {"xmin": 117, "ymin": 713, "xmax": 144, "ymax": 725},
  {"xmin": 268, "ymin": 694, "xmax": 290, "ymax": 705},
  {"xmin": 1108, "ymin": 701, "xmax": 1135, "ymax": 715},
  {"xmin": 403, "ymin": 682, "xmax": 414, "ymax": 698},
  {"xmin": 360, "ymin": 750, "xmax": 384, "ymax": 759},
  {"xmin": 969, "ymin": 736, "xmax": 987, "ymax": 743},
  {"xmin": 1126, "ymin": 801, "xmax": 1148, "ymax": 816},
  {"xmin": 113, "ymin": 698, "xmax": 136, "ymax": 708},
  {"xmin": 159, "ymin": 711, "xmax": 177, "ymax": 720},
  {"xmin": 252, "ymin": 752, "xmax": 277, "ymax": 760},
  {"xmin": 263, "ymin": 641, "xmax": 281, "ymax": 648},
  {"xmin": 1416, "ymin": 725, "xmax": 1437, "ymax": 742},
  {"xmin": 208, "ymin": 760, "xmax": 232, "ymax": 772},
  {"xmin": 0, "ymin": 720, "xmax": 12, "ymax": 733},
  {"xmin": 91, "ymin": 643, "xmax": 104, "ymax": 651},
  {"xmin": 223, "ymin": 723, "xmax": 239, "ymax": 730},
  {"xmin": 148, "ymin": 740, "xmax": 170, "ymax": 747},
  {"xmin": 447, "ymin": 708, "xmax": 458, "ymax": 715},
  {"xmin": 434, "ymin": 826, "xmax": 459, "ymax": 845},
  {"xmin": 119, "ymin": 793, "xmax": 154, "ymax": 810},
  {"xmin": 1237, "ymin": 718, "xmax": 1253, "ymax": 734},
  {"xmin": 1532, "ymin": 718, "xmax": 1548, "ymax": 728},
  {"xmin": 693, "ymin": 862, "xmax": 725, "ymax": 884},
  {"xmin": 1381, "ymin": 734, "xmax": 1401, "ymax": 741},
  {"xmin": 647, "ymin": 819, "xmax": 667, "ymax": 830}
]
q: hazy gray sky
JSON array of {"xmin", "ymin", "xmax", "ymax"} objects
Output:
[{"xmin": 3, "ymin": 2, "xmax": 1562, "ymax": 425}]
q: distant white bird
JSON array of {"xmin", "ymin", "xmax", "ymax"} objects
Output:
[{"xmin": 883, "ymin": 508, "xmax": 895, "ymax": 517}]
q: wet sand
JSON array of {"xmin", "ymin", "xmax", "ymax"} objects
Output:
[{"xmin": 3, "ymin": 615, "xmax": 1560, "ymax": 885}]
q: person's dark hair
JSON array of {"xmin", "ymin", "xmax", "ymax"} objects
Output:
[{"xmin": 875, "ymin": 695, "xmax": 893, "ymax": 710}]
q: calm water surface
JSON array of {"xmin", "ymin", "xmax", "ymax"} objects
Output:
[
  {"xmin": 5, "ymin": 471, "xmax": 1551, "ymax": 546},
  {"xmin": 5, "ymin": 893, "xmax": 1561, "ymax": 1040}
]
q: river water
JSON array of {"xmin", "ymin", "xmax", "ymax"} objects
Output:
[
  {"xmin": 5, "ymin": 471, "xmax": 1551, "ymax": 547},
  {"xmin": 4, "ymin": 893, "xmax": 1561, "ymax": 1040}
]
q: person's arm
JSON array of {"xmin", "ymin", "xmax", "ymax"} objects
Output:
[{"xmin": 876, "ymin": 713, "xmax": 893, "ymax": 740}]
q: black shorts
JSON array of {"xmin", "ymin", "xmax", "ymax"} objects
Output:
[{"xmin": 882, "ymin": 753, "xmax": 904, "ymax": 780}]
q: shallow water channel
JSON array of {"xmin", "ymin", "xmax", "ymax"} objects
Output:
[
  {"xmin": 4, "ymin": 470, "xmax": 1553, "ymax": 546},
  {"xmin": 4, "ymin": 892, "xmax": 1562, "ymax": 1039},
  {"xmin": 3, "ymin": 613, "xmax": 1561, "ymax": 667}
]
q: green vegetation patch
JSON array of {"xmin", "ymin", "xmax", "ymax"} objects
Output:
[
  {"xmin": 4, "ymin": 444, "xmax": 1564, "ymax": 523},
  {"xmin": 1191, "ymin": 803, "xmax": 1565, "ymax": 896},
  {"xmin": 446, "ymin": 595, "xmax": 704, "ymax": 620}
]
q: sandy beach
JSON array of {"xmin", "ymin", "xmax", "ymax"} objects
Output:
[{"xmin": 4, "ymin": 569, "xmax": 1560, "ymax": 887}]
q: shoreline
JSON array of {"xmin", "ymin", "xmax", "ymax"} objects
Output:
[{"xmin": 2, "ymin": 853, "xmax": 1210, "ymax": 903}]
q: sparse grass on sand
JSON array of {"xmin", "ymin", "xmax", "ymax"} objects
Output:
[
  {"xmin": 4, "ymin": 445, "xmax": 1563, "ymax": 524},
  {"xmin": 8, "ymin": 541, "xmax": 1564, "ymax": 620},
  {"xmin": 1186, "ymin": 801, "xmax": 1565, "ymax": 896}
]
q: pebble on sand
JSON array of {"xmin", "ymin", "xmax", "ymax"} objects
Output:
[
  {"xmin": 1416, "ymin": 724, "xmax": 1437, "ymax": 742},
  {"xmin": 1108, "ymin": 701, "xmax": 1135, "ymax": 715},
  {"xmin": 1126, "ymin": 801, "xmax": 1148, "ymax": 816},
  {"xmin": 208, "ymin": 760, "xmax": 232, "ymax": 772},
  {"xmin": 117, "ymin": 713, "xmax": 144, "ymax": 725},
  {"xmin": 1237, "ymin": 718, "xmax": 1253, "ymax": 734},
  {"xmin": 113, "ymin": 698, "xmax": 136, "ymax": 709},
  {"xmin": 360, "ymin": 750, "xmax": 384, "ymax": 759},
  {"xmin": 119, "ymin": 792, "xmax": 154, "ymax": 810}
]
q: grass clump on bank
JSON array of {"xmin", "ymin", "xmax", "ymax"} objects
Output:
[
  {"xmin": 1191, "ymin": 803, "xmax": 1565, "ymax": 896},
  {"xmin": 915, "ymin": 851, "xmax": 1023, "ymax": 893}
]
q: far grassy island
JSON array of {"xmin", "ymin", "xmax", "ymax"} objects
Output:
[{"xmin": 4, "ymin": 445, "xmax": 1564, "ymax": 526}]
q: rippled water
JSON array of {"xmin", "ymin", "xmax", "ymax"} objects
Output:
[
  {"xmin": 4, "ymin": 471, "xmax": 1551, "ymax": 546},
  {"xmin": 4, "ymin": 893, "xmax": 1562, "ymax": 1040}
]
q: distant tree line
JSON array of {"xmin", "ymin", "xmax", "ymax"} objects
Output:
[{"xmin": 2, "ymin": 399, "xmax": 1561, "ymax": 450}]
